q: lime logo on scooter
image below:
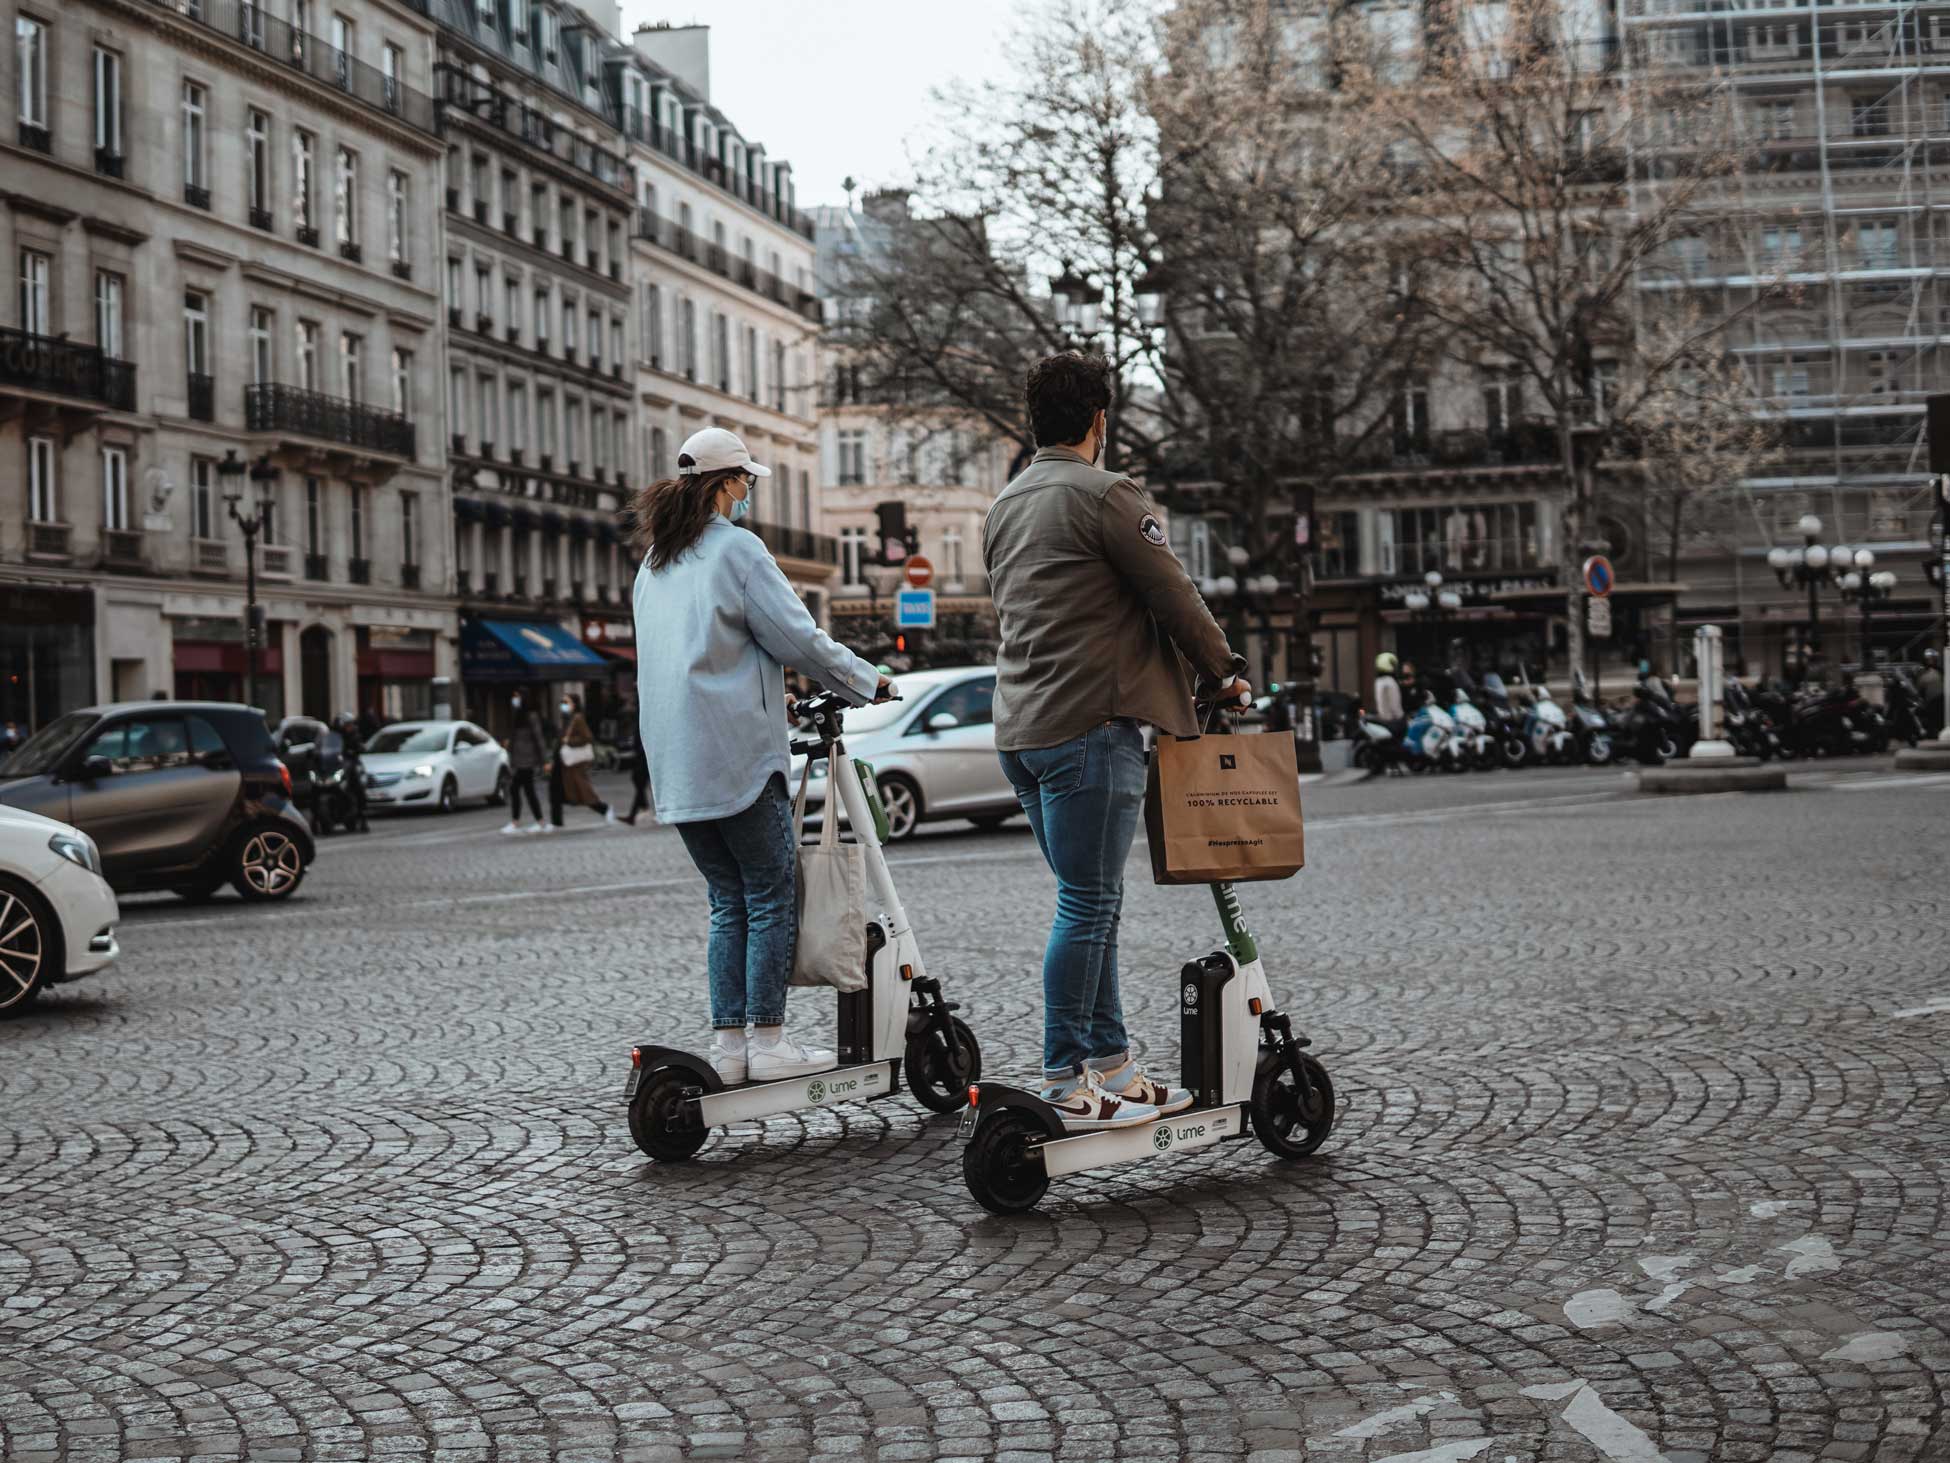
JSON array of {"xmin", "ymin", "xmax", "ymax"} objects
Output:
[
  {"xmin": 1182, "ymin": 982, "xmax": 1199, "ymax": 1009},
  {"xmin": 1153, "ymin": 1124, "xmax": 1173, "ymax": 1152},
  {"xmin": 806, "ymin": 1079, "xmax": 826, "ymax": 1104}
]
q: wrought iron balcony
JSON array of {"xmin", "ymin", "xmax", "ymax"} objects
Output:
[
  {"xmin": 188, "ymin": 372, "xmax": 215, "ymax": 422},
  {"xmin": 95, "ymin": 148, "xmax": 125, "ymax": 179},
  {"xmin": 250, "ymin": 206, "xmax": 274, "ymax": 231},
  {"xmin": 101, "ymin": 528, "xmax": 148, "ymax": 569},
  {"xmin": 297, "ymin": 223, "xmax": 319, "ymax": 247},
  {"xmin": 348, "ymin": 557, "xmax": 371, "ymax": 584},
  {"xmin": 391, "ymin": 260, "xmax": 412, "ymax": 280},
  {"xmin": 339, "ymin": 240, "xmax": 363, "ymax": 263},
  {"xmin": 745, "ymin": 521, "xmax": 840, "ymax": 566},
  {"xmin": 0, "ymin": 328, "xmax": 137, "ymax": 410},
  {"xmin": 305, "ymin": 552, "xmax": 329, "ymax": 580},
  {"xmin": 401, "ymin": 562, "xmax": 421, "ymax": 590},
  {"xmin": 26, "ymin": 521, "xmax": 71, "ymax": 560},
  {"xmin": 19, "ymin": 121, "xmax": 50, "ymax": 154},
  {"xmin": 245, "ymin": 382, "xmax": 415, "ymax": 458},
  {"xmin": 185, "ymin": 182, "xmax": 211, "ymax": 210}
]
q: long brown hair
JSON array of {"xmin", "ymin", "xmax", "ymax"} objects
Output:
[{"xmin": 631, "ymin": 463, "xmax": 746, "ymax": 571}]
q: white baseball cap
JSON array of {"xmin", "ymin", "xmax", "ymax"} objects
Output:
[{"xmin": 676, "ymin": 426, "xmax": 771, "ymax": 478}]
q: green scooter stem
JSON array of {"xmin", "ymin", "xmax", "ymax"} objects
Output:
[{"xmin": 1209, "ymin": 881, "xmax": 1258, "ymax": 966}]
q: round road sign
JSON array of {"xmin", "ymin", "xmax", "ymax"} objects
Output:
[
  {"xmin": 1582, "ymin": 555, "xmax": 1615, "ymax": 598},
  {"xmin": 904, "ymin": 555, "xmax": 934, "ymax": 589}
]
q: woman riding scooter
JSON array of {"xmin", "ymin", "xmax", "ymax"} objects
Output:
[{"xmin": 632, "ymin": 427, "xmax": 892, "ymax": 1086}]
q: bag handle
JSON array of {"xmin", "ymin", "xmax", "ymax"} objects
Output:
[
  {"xmin": 793, "ymin": 757, "xmax": 813, "ymax": 840},
  {"xmin": 819, "ymin": 757, "xmax": 842, "ymax": 849}
]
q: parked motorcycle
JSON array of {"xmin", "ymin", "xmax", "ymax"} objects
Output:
[
  {"xmin": 1405, "ymin": 694, "xmax": 1466, "ymax": 773},
  {"xmin": 1521, "ymin": 684, "xmax": 1576, "ymax": 765},
  {"xmin": 1568, "ymin": 673, "xmax": 1616, "ymax": 766},
  {"xmin": 1478, "ymin": 673, "xmax": 1532, "ymax": 770},
  {"xmin": 1612, "ymin": 683, "xmax": 1684, "ymax": 766},
  {"xmin": 1755, "ymin": 681, "xmax": 1886, "ymax": 758},
  {"xmin": 1351, "ymin": 712, "xmax": 1407, "ymax": 775},
  {"xmin": 1447, "ymin": 688, "xmax": 1499, "ymax": 771},
  {"xmin": 1721, "ymin": 678, "xmax": 1782, "ymax": 760},
  {"xmin": 1881, "ymin": 667, "xmax": 1929, "ymax": 748}
]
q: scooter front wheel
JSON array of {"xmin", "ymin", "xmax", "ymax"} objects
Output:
[
  {"xmin": 628, "ymin": 1069, "xmax": 708, "ymax": 1162},
  {"xmin": 1250, "ymin": 1054, "xmax": 1336, "ymax": 1160},
  {"xmin": 963, "ymin": 1109, "xmax": 1050, "ymax": 1215},
  {"xmin": 906, "ymin": 1017, "xmax": 983, "ymax": 1114}
]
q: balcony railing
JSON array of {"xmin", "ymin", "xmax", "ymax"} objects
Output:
[
  {"xmin": 621, "ymin": 113, "xmax": 816, "ymax": 241},
  {"xmin": 245, "ymin": 382, "xmax": 416, "ymax": 458},
  {"xmin": 401, "ymin": 562, "xmax": 421, "ymax": 590},
  {"xmin": 192, "ymin": 537, "xmax": 230, "ymax": 573},
  {"xmin": 156, "ymin": 0, "xmax": 438, "ymax": 135},
  {"xmin": 25, "ymin": 521, "xmax": 71, "ymax": 559},
  {"xmin": 95, "ymin": 148, "xmax": 125, "ymax": 179},
  {"xmin": 18, "ymin": 121, "xmax": 50, "ymax": 153},
  {"xmin": 348, "ymin": 556, "xmax": 371, "ymax": 584},
  {"xmin": 102, "ymin": 527, "xmax": 148, "ymax": 568},
  {"xmin": 0, "ymin": 327, "xmax": 137, "ymax": 410},
  {"xmin": 434, "ymin": 67, "xmax": 631, "ymax": 195},
  {"xmin": 305, "ymin": 551, "xmax": 329, "ymax": 580},
  {"xmin": 250, "ymin": 206, "xmax": 274, "ymax": 231},
  {"xmin": 188, "ymin": 372, "xmax": 215, "ymax": 422},
  {"xmin": 745, "ymin": 520, "xmax": 840, "ymax": 566},
  {"xmin": 185, "ymin": 182, "xmax": 212, "ymax": 210},
  {"xmin": 258, "ymin": 543, "xmax": 294, "ymax": 578},
  {"xmin": 634, "ymin": 210, "xmax": 822, "ymax": 324}
]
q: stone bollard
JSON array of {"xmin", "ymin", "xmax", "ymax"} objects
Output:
[{"xmin": 1689, "ymin": 624, "xmax": 1735, "ymax": 760}]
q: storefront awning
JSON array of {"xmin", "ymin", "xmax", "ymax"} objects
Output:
[{"xmin": 460, "ymin": 618, "xmax": 609, "ymax": 683}]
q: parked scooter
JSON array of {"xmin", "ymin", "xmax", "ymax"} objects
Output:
[
  {"xmin": 1568, "ymin": 672, "xmax": 1616, "ymax": 766},
  {"xmin": 1881, "ymin": 667, "xmax": 1929, "ymax": 748},
  {"xmin": 1352, "ymin": 712, "xmax": 1408, "ymax": 775},
  {"xmin": 1405, "ymin": 693, "xmax": 1466, "ymax": 773},
  {"xmin": 1755, "ymin": 680, "xmax": 1886, "ymax": 758},
  {"xmin": 1478, "ymin": 673, "xmax": 1532, "ymax": 770},
  {"xmin": 1721, "ymin": 677, "xmax": 1782, "ymax": 760},
  {"xmin": 1521, "ymin": 684, "xmax": 1576, "ymax": 765},
  {"xmin": 1612, "ymin": 682, "xmax": 1684, "ymax": 766},
  {"xmin": 1447, "ymin": 688, "xmax": 1499, "ymax": 771}
]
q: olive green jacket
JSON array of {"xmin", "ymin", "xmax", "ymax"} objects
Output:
[{"xmin": 983, "ymin": 446, "xmax": 1235, "ymax": 751}]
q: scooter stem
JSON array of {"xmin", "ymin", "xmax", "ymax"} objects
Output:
[{"xmin": 1209, "ymin": 882, "xmax": 1258, "ymax": 966}]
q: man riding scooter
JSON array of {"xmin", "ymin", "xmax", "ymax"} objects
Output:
[{"xmin": 984, "ymin": 350, "xmax": 1252, "ymax": 1131}]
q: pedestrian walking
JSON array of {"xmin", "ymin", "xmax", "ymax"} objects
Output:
[
  {"xmin": 501, "ymin": 689, "xmax": 549, "ymax": 834},
  {"xmin": 547, "ymin": 693, "xmax": 613, "ymax": 828},
  {"xmin": 620, "ymin": 740, "xmax": 651, "ymax": 825},
  {"xmin": 632, "ymin": 426, "xmax": 891, "ymax": 1085}
]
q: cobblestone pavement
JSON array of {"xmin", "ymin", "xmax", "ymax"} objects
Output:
[{"xmin": 3, "ymin": 762, "xmax": 1946, "ymax": 1462}]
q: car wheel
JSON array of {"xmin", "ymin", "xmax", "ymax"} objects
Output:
[
  {"xmin": 438, "ymin": 776, "xmax": 459, "ymax": 814},
  {"xmin": 0, "ymin": 875, "xmax": 56, "ymax": 1018},
  {"xmin": 231, "ymin": 826, "xmax": 308, "ymax": 902},
  {"xmin": 490, "ymin": 767, "xmax": 511, "ymax": 807},
  {"xmin": 877, "ymin": 774, "xmax": 922, "ymax": 841}
]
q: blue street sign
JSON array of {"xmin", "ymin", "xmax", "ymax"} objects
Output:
[{"xmin": 895, "ymin": 587, "xmax": 935, "ymax": 628}]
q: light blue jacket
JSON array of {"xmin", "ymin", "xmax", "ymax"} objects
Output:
[{"xmin": 634, "ymin": 516, "xmax": 879, "ymax": 823}]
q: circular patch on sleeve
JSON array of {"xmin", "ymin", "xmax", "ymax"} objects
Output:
[{"xmin": 1139, "ymin": 514, "xmax": 1167, "ymax": 547}]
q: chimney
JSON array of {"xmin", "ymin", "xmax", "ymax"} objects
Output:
[
  {"xmin": 863, "ymin": 189, "xmax": 911, "ymax": 224},
  {"xmin": 634, "ymin": 22, "xmax": 709, "ymax": 101}
]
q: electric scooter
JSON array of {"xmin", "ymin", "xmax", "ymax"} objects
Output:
[
  {"xmin": 957, "ymin": 666, "xmax": 1335, "ymax": 1214},
  {"xmin": 624, "ymin": 689, "xmax": 983, "ymax": 1162}
]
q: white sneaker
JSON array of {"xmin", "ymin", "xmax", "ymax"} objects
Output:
[
  {"xmin": 1092, "ymin": 1060, "xmax": 1194, "ymax": 1117},
  {"xmin": 499, "ymin": 821, "xmax": 521, "ymax": 835},
  {"xmin": 1039, "ymin": 1069, "xmax": 1161, "ymax": 1131},
  {"xmin": 709, "ymin": 1035, "xmax": 748, "ymax": 1086},
  {"xmin": 534, "ymin": 822, "xmax": 554, "ymax": 834},
  {"xmin": 748, "ymin": 1032, "xmax": 838, "ymax": 1082},
  {"xmin": 604, "ymin": 808, "xmax": 617, "ymax": 825}
]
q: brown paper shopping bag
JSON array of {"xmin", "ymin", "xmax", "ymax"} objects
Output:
[{"xmin": 1144, "ymin": 731, "xmax": 1305, "ymax": 885}]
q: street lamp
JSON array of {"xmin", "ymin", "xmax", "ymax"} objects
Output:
[
  {"xmin": 219, "ymin": 449, "xmax": 279, "ymax": 711},
  {"xmin": 1768, "ymin": 512, "xmax": 1848, "ymax": 678},
  {"xmin": 1049, "ymin": 261, "xmax": 1101, "ymax": 339},
  {"xmin": 1837, "ymin": 550, "xmax": 1899, "ymax": 669}
]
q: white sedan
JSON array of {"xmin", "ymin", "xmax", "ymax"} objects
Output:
[
  {"xmin": 361, "ymin": 720, "xmax": 511, "ymax": 814},
  {"xmin": 0, "ymin": 803, "xmax": 120, "ymax": 1017},
  {"xmin": 791, "ymin": 667, "xmax": 1020, "ymax": 840}
]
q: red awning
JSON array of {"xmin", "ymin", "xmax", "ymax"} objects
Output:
[{"xmin": 594, "ymin": 644, "xmax": 636, "ymax": 663}]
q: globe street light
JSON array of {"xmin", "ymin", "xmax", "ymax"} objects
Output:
[
  {"xmin": 1769, "ymin": 512, "xmax": 1848, "ymax": 675},
  {"xmin": 219, "ymin": 450, "xmax": 278, "ymax": 711},
  {"xmin": 1838, "ymin": 555, "xmax": 1899, "ymax": 669}
]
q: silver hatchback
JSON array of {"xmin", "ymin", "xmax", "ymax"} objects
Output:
[{"xmin": 790, "ymin": 667, "xmax": 1019, "ymax": 840}]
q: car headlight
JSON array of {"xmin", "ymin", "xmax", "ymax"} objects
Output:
[
  {"xmin": 48, "ymin": 831, "xmax": 102, "ymax": 877},
  {"xmin": 410, "ymin": 763, "xmax": 435, "ymax": 779}
]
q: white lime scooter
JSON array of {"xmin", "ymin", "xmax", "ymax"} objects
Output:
[
  {"xmin": 624, "ymin": 690, "xmax": 982, "ymax": 1162},
  {"xmin": 956, "ymin": 662, "xmax": 1335, "ymax": 1213}
]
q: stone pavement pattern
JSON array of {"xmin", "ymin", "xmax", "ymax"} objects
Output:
[{"xmin": 1, "ymin": 766, "xmax": 1946, "ymax": 1461}]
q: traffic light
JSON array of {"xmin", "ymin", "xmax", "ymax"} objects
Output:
[
  {"xmin": 875, "ymin": 501, "xmax": 910, "ymax": 564},
  {"xmin": 894, "ymin": 634, "xmax": 908, "ymax": 654}
]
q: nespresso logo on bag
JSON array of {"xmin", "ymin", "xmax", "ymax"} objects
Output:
[{"xmin": 1218, "ymin": 754, "xmax": 1236, "ymax": 770}]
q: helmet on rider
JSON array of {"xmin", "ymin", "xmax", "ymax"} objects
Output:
[{"xmin": 1375, "ymin": 652, "xmax": 1399, "ymax": 675}]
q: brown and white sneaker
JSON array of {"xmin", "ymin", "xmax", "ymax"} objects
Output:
[
  {"xmin": 1093, "ymin": 1061, "xmax": 1194, "ymax": 1116},
  {"xmin": 1038, "ymin": 1069, "xmax": 1161, "ymax": 1130}
]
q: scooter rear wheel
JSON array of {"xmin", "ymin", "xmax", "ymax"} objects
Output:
[
  {"xmin": 906, "ymin": 1017, "xmax": 983, "ymax": 1114},
  {"xmin": 1250, "ymin": 1054, "xmax": 1336, "ymax": 1160},
  {"xmin": 963, "ymin": 1109, "xmax": 1050, "ymax": 1215},
  {"xmin": 628, "ymin": 1069, "xmax": 708, "ymax": 1162}
]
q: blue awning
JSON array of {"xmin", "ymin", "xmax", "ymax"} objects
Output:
[{"xmin": 460, "ymin": 618, "xmax": 610, "ymax": 683}]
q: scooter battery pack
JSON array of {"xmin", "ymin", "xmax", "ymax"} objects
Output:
[{"xmin": 1179, "ymin": 954, "xmax": 1235, "ymax": 1111}]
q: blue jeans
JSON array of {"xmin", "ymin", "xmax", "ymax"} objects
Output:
[
  {"xmin": 999, "ymin": 720, "xmax": 1147, "ymax": 1079},
  {"xmin": 675, "ymin": 773, "xmax": 797, "ymax": 1029}
]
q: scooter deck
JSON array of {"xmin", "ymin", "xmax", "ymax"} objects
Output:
[
  {"xmin": 1036, "ymin": 1101, "xmax": 1249, "ymax": 1178},
  {"xmin": 694, "ymin": 1060, "xmax": 897, "ymax": 1127}
]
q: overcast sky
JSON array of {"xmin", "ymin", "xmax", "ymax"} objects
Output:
[{"xmin": 619, "ymin": 2, "xmax": 1018, "ymax": 211}]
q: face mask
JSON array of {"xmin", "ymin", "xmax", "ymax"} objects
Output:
[
  {"xmin": 728, "ymin": 490, "xmax": 752, "ymax": 523},
  {"xmin": 559, "ymin": 702, "xmax": 573, "ymax": 716},
  {"xmin": 511, "ymin": 696, "xmax": 522, "ymax": 709}
]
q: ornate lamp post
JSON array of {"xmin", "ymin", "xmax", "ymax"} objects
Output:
[
  {"xmin": 1837, "ymin": 551, "xmax": 1898, "ymax": 669},
  {"xmin": 219, "ymin": 450, "xmax": 279, "ymax": 710},
  {"xmin": 1766, "ymin": 513, "xmax": 1848, "ymax": 680}
]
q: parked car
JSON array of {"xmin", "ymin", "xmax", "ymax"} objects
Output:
[
  {"xmin": 0, "ymin": 701, "xmax": 313, "ymax": 902},
  {"xmin": 359, "ymin": 720, "xmax": 511, "ymax": 813},
  {"xmin": 791, "ymin": 667, "xmax": 1018, "ymax": 840},
  {"xmin": 0, "ymin": 804, "xmax": 120, "ymax": 1016}
]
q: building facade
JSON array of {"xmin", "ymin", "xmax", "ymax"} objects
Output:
[
  {"xmin": 617, "ymin": 24, "xmax": 837, "ymax": 623},
  {"xmin": 426, "ymin": 0, "xmax": 637, "ymax": 730},
  {"xmin": 3, "ymin": 0, "xmax": 452, "ymax": 730}
]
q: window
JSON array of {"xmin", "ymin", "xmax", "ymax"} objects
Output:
[
  {"xmin": 713, "ymin": 312, "xmax": 730, "ymax": 391},
  {"xmin": 1393, "ymin": 380, "xmax": 1430, "ymax": 451},
  {"xmin": 1316, "ymin": 510, "xmax": 1361, "ymax": 579},
  {"xmin": 19, "ymin": 249, "xmax": 49, "ymax": 335},
  {"xmin": 679, "ymin": 296, "xmax": 697, "ymax": 378},
  {"xmin": 942, "ymin": 527, "xmax": 965, "ymax": 587},
  {"xmin": 293, "ymin": 131, "xmax": 316, "ymax": 230},
  {"xmin": 1856, "ymin": 219, "xmax": 1900, "ymax": 269},
  {"xmin": 388, "ymin": 171, "xmax": 409, "ymax": 263},
  {"xmin": 191, "ymin": 457, "xmax": 215, "ymax": 540},
  {"xmin": 85, "ymin": 717, "xmax": 193, "ymax": 774},
  {"xmin": 392, "ymin": 347, "xmax": 412, "ymax": 417},
  {"xmin": 504, "ymin": 277, "xmax": 521, "ymax": 338},
  {"xmin": 470, "ymin": 151, "xmax": 488, "ymax": 209},
  {"xmin": 335, "ymin": 148, "xmax": 359, "ymax": 245},
  {"xmin": 534, "ymin": 285, "xmax": 550, "ymax": 343},
  {"xmin": 448, "ymin": 366, "xmax": 467, "ymax": 439},
  {"xmin": 1753, "ymin": 99, "xmax": 1794, "ymax": 141},
  {"xmin": 509, "ymin": 381, "xmax": 527, "ymax": 449},
  {"xmin": 296, "ymin": 320, "xmax": 318, "ymax": 391},
  {"xmin": 913, "ymin": 677, "xmax": 994, "ymax": 733},
  {"xmin": 650, "ymin": 426, "xmax": 667, "ymax": 478},
  {"xmin": 772, "ymin": 340, "xmax": 786, "ymax": 410},
  {"xmin": 1761, "ymin": 225, "xmax": 1803, "ymax": 266},
  {"xmin": 1770, "ymin": 358, "xmax": 1813, "ymax": 398},
  {"xmin": 400, "ymin": 491, "xmax": 418, "ymax": 567},
  {"xmin": 500, "ymin": 167, "xmax": 516, "ymax": 218},
  {"xmin": 340, "ymin": 332, "xmax": 362, "ymax": 402},
  {"xmin": 94, "ymin": 47, "xmax": 124, "ymax": 157},
  {"xmin": 102, "ymin": 447, "xmax": 129, "ymax": 532},
  {"xmin": 593, "ymin": 410, "xmax": 609, "ymax": 471},
  {"xmin": 447, "ymin": 256, "xmax": 463, "ymax": 312},
  {"xmin": 642, "ymin": 286, "xmax": 662, "ymax": 364},
  {"xmin": 1380, "ymin": 502, "xmax": 1540, "ymax": 576},
  {"xmin": 530, "ymin": 180, "xmax": 548, "ymax": 237},
  {"xmin": 610, "ymin": 316, "xmax": 623, "ymax": 372},
  {"xmin": 27, "ymin": 437, "xmax": 56, "ymax": 522},
  {"xmin": 381, "ymin": 43, "xmax": 402, "ymax": 110},
  {"xmin": 183, "ymin": 292, "xmax": 210, "ymax": 377},
  {"xmin": 566, "ymin": 400, "xmax": 582, "ymax": 463},
  {"xmin": 562, "ymin": 296, "xmax": 577, "ymax": 353},
  {"xmin": 306, "ymin": 477, "xmax": 323, "ymax": 555},
  {"xmin": 1863, "ymin": 350, "xmax": 1902, "ymax": 396},
  {"xmin": 477, "ymin": 372, "xmax": 498, "ymax": 447},
  {"xmin": 1851, "ymin": 95, "xmax": 1889, "ymax": 138},
  {"xmin": 350, "ymin": 485, "xmax": 366, "ymax": 559},
  {"xmin": 16, "ymin": 16, "xmax": 46, "ymax": 128},
  {"xmin": 330, "ymin": 13, "xmax": 354, "ymax": 88},
  {"xmin": 475, "ymin": 262, "xmax": 492, "ymax": 320},
  {"xmin": 839, "ymin": 525, "xmax": 867, "ymax": 587},
  {"xmin": 837, "ymin": 428, "xmax": 867, "ymax": 485},
  {"xmin": 537, "ymin": 389, "xmax": 555, "ymax": 456},
  {"xmin": 249, "ymin": 307, "xmax": 274, "ymax": 384},
  {"xmin": 182, "ymin": 82, "xmax": 208, "ymax": 191},
  {"xmin": 1747, "ymin": 23, "xmax": 1796, "ymax": 59},
  {"xmin": 1482, "ymin": 369, "xmax": 1522, "ymax": 435},
  {"xmin": 245, "ymin": 109, "xmax": 272, "ymax": 221},
  {"xmin": 588, "ymin": 308, "xmax": 604, "ymax": 365},
  {"xmin": 744, "ymin": 325, "xmax": 759, "ymax": 403}
]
